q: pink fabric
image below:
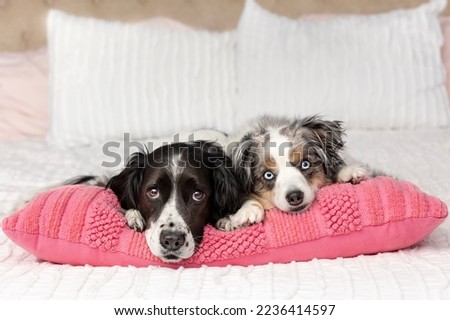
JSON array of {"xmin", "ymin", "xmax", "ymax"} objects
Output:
[
  {"xmin": 2, "ymin": 177, "xmax": 447, "ymax": 268},
  {"xmin": 0, "ymin": 47, "xmax": 48, "ymax": 138}
]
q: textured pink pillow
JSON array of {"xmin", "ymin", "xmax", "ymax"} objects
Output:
[
  {"xmin": 0, "ymin": 47, "xmax": 48, "ymax": 138},
  {"xmin": 2, "ymin": 177, "xmax": 447, "ymax": 268}
]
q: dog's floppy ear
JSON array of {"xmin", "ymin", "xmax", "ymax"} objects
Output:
[
  {"xmin": 230, "ymin": 135, "xmax": 259, "ymax": 194},
  {"xmin": 200, "ymin": 142, "xmax": 243, "ymax": 222},
  {"xmin": 301, "ymin": 115, "xmax": 345, "ymax": 150},
  {"xmin": 211, "ymin": 155, "xmax": 243, "ymax": 221},
  {"xmin": 301, "ymin": 115, "xmax": 346, "ymax": 174},
  {"xmin": 106, "ymin": 151, "xmax": 147, "ymax": 210}
]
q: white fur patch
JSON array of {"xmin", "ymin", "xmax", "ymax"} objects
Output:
[
  {"xmin": 337, "ymin": 164, "xmax": 371, "ymax": 184},
  {"xmin": 144, "ymin": 178, "xmax": 195, "ymax": 262},
  {"xmin": 268, "ymin": 131, "xmax": 316, "ymax": 212},
  {"xmin": 124, "ymin": 209, "xmax": 145, "ymax": 232}
]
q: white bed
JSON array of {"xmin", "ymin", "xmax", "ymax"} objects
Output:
[{"xmin": 1, "ymin": 128, "xmax": 449, "ymax": 299}]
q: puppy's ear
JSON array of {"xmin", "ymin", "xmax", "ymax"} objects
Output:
[
  {"xmin": 106, "ymin": 152, "xmax": 147, "ymax": 210},
  {"xmin": 301, "ymin": 115, "xmax": 345, "ymax": 151},
  {"xmin": 230, "ymin": 135, "xmax": 259, "ymax": 194},
  {"xmin": 208, "ymin": 152, "xmax": 243, "ymax": 222},
  {"xmin": 301, "ymin": 115, "xmax": 347, "ymax": 175}
]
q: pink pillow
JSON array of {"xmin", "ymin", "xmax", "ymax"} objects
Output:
[
  {"xmin": 2, "ymin": 177, "xmax": 447, "ymax": 268},
  {"xmin": 0, "ymin": 48, "xmax": 48, "ymax": 138}
]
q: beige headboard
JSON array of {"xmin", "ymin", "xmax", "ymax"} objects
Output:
[{"xmin": 1, "ymin": 0, "xmax": 448, "ymax": 52}]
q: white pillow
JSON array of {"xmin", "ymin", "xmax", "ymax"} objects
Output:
[
  {"xmin": 236, "ymin": 0, "xmax": 450, "ymax": 129},
  {"xmin": 47, "ymin": 10, "xmax": 236, "ymax": 147}
]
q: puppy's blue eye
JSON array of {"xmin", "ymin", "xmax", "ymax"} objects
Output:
[
  {"xmin": 301, "ymin": 160, "xmax": 311, "ymax": 170},
  {"xmin": 263, "ymin": 171, "xmax": 275, "ymax": 180}
]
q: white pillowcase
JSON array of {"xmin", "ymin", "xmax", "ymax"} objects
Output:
[
  {"xmin": 47, "ymin": 10, "xmax": 236, "ymax": 147},
  {"xmin": 236, "ymin": 0, "xmax": 450, "ymax": 129}
]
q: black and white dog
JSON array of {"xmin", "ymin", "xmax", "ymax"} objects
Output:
[
  {"xmin": 108, "ymin": 141, "xmax": 241, "ymax": 262},
  {"xmin": 216, "ymin": 115, "xmax": 373, "ymax": 231},
  {"xmin": 69, "ymin": 141, "xmax": 242, "ymax": 262}
]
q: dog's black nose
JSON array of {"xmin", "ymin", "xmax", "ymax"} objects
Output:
[
  {"xmin": 286, "ymin": 190, "xmax": 304, "ymax": 206},
  {"xmin": 160, "ymin": 230, "xmax": 186, "ymax": 251}
]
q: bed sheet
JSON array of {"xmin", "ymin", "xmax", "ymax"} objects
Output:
[{"xmin": 0, "ymin": 128, "xmax": 449, "ymax": 299}]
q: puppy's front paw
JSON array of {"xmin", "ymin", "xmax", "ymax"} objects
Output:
[
  {"xmin": 216, "ymin": 203, "xmax": 265, "ymax": 231},
  {"xmin": 124, "ymin": 209, "xmax": 146, "ymax": 232},
  {"xmin": 216, "ymin": 216, "xmax": 233, "ymax": 231},
  {"xmin": 235, "ymin": 205, "xmax": 265, "ymax": 227},
  {"xmin": 337, "ymin": 165, "xmax": 371, "ymax": 184}
]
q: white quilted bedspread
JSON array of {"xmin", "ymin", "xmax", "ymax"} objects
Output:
[{"xmin": 1, "ymin": 129, "xmax": 450, "ymax": 299}]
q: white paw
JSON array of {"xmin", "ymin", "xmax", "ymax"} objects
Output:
[
  {"xmin": 337, "ymin": 165, "xmax": 371, "ymax": 184},
  {"xmin": 216, "ymin": 216, "xmax": 234, "ymax": 231},
  {"xmin": 216, "ymin": 202, "xmax": 265, "ymax": 231},
  {"xmin": 124, "ymin": 209, "xmax": 146, "ymax": 232}
]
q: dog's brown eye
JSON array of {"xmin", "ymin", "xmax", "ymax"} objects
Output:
[
  {"xmin": 192, "ymin": 191, "xmax": 205, "ymax": 202},
  {"xmin": 147, "ymin": 188, "xmax": 160, "ymax": 199}
]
